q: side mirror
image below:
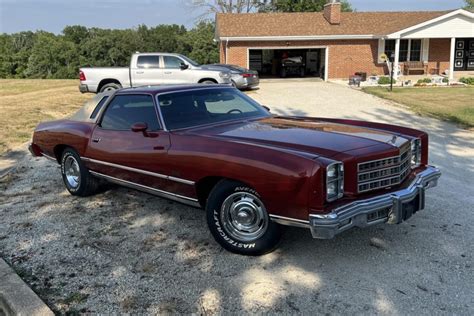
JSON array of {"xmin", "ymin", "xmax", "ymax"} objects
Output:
[
  {"xmin": 180, "ymin": 63, "xmax": 189, "ymax": 70},
  {"xmin": 262, "ymin": 105, "xmax": 270, "ymax": 112},
  {"xmin": 131, "ymin": 122, "xmax": 148, "ymax": 135}
]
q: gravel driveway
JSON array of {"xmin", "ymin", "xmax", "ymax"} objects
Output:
[{"xmin": 1, "ymin": 81, "xmax": 473, "ymax": 314}]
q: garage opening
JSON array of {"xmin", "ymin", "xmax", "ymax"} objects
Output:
[{"xmin": 248, "ymin": 48, "xmax": 326, "ymax": 79}]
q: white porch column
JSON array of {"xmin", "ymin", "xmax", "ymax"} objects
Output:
[
  {"xmin": 394, "ymin": 38, "xmax": 400, "ymax": 79},
  {"xmin": 449, "ymin": 37, "xmax": 455, "ymax": 80}
]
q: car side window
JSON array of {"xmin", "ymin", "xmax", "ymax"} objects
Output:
[
  {"xmin": 163, "ymin": 56, "xmax": 183, "ymax": 69},
  {"xmin": 90, "ymin": 96, "xmax": 109, "ymax": 119},
  {"xmin": 137, "ymin": 55, "xmax": 160, "ymax": 69},
  {"xmin": 100, "ymin": 94, "xmax": 161, "ymax": 131}
]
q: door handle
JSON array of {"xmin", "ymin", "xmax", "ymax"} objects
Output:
[
  {"xmin": 136, "ymin": 71, "xmax": 144, "ymax": 74},
  {"xmin": 164, "ymin": 71, "xmax": 172, "ymax": 75},
  {"xmin": 92, "ymin": 138, "xmax": 101, "ymax": 143}
]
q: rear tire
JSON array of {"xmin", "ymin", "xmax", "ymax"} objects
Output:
[
  {"xmin": 200, "ymin": 80, "xmax": 217, "ymax": 84},
  {"xmin": 60, "ymin": 148, "xmax": 99, "ymax": 197},
  {"xmin": 206, "ymin": 180, "xmax": 281, "ymax": 256},
  {"xmin": 99, "ymin": 82, "xmax": 121, "ymax": 93}
]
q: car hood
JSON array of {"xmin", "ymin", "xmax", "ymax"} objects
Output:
[
  {"xmin": 197, "ymin": 65, "xmax": 229, "ymax": 72},
  {"xmin": 191, "ymin": 117, "xmax": 405, "ymax": 158}
]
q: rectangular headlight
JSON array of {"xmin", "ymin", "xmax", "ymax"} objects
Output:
[
  {"xmin": 411, "ymin": 138, "xmax": 421, "ymax": 167},
  {"xmin": 326, "ymin": 162, "xmax": 344, "ymax": 202}
]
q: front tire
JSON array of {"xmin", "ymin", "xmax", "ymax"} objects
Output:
[
  {"xmin": 60, "ymin": 148, "xmax": 99, "ymax": 196},
  {"xmin": 206, "ymin": 180, "xmax": 281, "ymax": 255}
]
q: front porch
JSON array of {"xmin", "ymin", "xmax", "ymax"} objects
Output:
[
  {"xmin": 388, "ymin": 38, "xmax": 474, "ymax": 81},
  {"xmin": 381, "ymin": 9, "xmax": 474, "ymax": 81}
]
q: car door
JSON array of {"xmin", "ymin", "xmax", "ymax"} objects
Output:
[
  {"xmin": 162, "ymin": 55, "xmax": 193, "ymax": 84},
  {"xmin": 131, "ymin": 55, "xmax": 163, "ymax": 86},
  {"xmin": 84, "ymin": 93, "xmax": 174, "ymax": 191}
]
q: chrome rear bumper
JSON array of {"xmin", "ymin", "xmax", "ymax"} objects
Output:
[{"xmin": 309, "ymin": 165, "xmax": 441, "ymax": 239}]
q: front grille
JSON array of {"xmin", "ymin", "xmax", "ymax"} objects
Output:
[{"xmin": 357, "ymin": 143, "xmax": 411, "ymax": 193}]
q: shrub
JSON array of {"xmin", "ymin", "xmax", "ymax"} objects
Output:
[
  {"xmin": 378, "ymin": 76, "xmax": 396, "ymax": 85},
  {"xmin": 442, "ymin": 77, "xmax": 449, "ymax": 83},
  {"xmin": 459, "ymin": 77, "xmax": 474, "ymax": 85},
  {"xmin": 417, "ymin": 78, "xmax": 432, "ymax": 84}
]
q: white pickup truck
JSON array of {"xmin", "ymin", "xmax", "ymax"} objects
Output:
[{"xmin": 79, "ymin": 53, "xmax": 232, "ymax": 93}]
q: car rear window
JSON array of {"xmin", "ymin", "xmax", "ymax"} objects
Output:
[{"xmin": 137, "ymin": 55, "xmax": 160, "ymax": 68}]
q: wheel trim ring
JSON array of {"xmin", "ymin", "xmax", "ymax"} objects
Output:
[
  {"xmin": 220, "ymin": 192, "xmax": 268, "ymax": 242},
  {"xmin": 64, "ymin": 156, "xmax": 80, "ymax": 189}
]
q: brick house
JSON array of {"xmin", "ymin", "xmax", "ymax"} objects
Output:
[{"xmin": 215, "ymin": 1, "xmax": 474, "ymax": 80}]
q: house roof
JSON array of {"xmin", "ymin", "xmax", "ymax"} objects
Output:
[{"xmin": 216, "ymin": 11, "xmax": 451, "ymax": 38}]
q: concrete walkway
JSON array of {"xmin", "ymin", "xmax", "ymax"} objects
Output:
[{"xmin": 0, "ymin": 259, "xmax": 53, "ymax": 316}]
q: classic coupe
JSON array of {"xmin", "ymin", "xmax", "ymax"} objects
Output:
[{"xmin": 30, "ymin": 85, "xmax": 441, "ymax": 255}]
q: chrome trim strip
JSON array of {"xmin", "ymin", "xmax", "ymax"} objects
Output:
[
  {"xmin": 82, "ymin": 157, "xmax": 195, "ymax": 185},
  {"xmin": 42, "ymin": 153, "xmax": 57, "ymax": 162},
  {"xmin": 269, "ymin": 214, "xmax": 310, "ymax": 228},
  {"xmin": 89, "ymin": 171, "xmax": 201, "ymax": 207}
]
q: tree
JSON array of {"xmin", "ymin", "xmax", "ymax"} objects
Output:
[
  {"xmin": 259, "ymin": 0, "xmax": 353, "ymax": 12},
  {"xmin": 26, "ymin": 32, "xmax": 79, "ymax": 78},
  {"xmin": 464, "ymin": 0, "xmax": 474, "ymax": 10},
  {"xmin": 182, "ymin": 22, "xmax": 219, "ymax": 64},
  {"xmin": 191, "ymin": 0, "xmax": 260, "ymax": 14},
  {"xmin": 63, "ymin": 25, "xmax": 89, "ymax": 45}
]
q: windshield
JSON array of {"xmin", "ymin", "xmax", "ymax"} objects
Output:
[
  {"xmin": 179, "ymin": 55, "xmax": 200, "ymax": 67},
  {"xmin": 157, "ymin": 88, "xmax": 269, "ymax": 130}
]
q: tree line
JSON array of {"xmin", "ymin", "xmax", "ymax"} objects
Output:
[
  {"xmin": 0, "ymin": 0, "xmax": 358, "ymax": 79},
  {"xmin": 0, "ymin": 22, "xmax": 219, "ymax": 79}
]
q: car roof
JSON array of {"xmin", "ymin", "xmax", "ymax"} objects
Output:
[{"xmin": 116, "ymin": 84, "xmax": 234, "ymax": 95}]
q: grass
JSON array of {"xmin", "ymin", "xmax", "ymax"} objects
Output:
[
  {"xmin": 0, "ymin": 79, "xmax": 91, "ymax": 155},
  {"xmin": 362, "ymin": 86, "xmax": 474, "ymax": 128}
]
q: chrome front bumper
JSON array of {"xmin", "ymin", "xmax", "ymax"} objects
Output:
[{"xmin": 309, "ymin": 165, "xmax": 441, "ymax": 239}]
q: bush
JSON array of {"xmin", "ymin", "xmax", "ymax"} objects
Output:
[
  {"xmin": 378, "ymin": 76, "xmax": 396, "ymax": 85},
  {"xmin": 442, "ymin": 77, "xmax": 449, "ymax": 83},
  {"xmin": 459, "ymin": 77, "xmax": 474, "ymax": 85},
  {"xmin": 417, "ymin": 78, "xmax": 432, "ymax": 84}
]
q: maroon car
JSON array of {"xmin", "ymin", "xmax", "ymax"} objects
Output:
[{"xmin": 30, "ymin": 85, "xmax": 441, "ymax": 255}]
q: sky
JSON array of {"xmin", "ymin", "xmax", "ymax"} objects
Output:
[{"xmin": 0, "ymin": 0, "xmax": 467, "ymax": 34}]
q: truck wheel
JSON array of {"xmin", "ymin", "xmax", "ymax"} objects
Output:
[
  {"xmin": 206, "ymin": 180, "xmax": 281, "ymax": 256},
  {"xmin": 60, "ymin": 148, "xmax": 99, "ymax": 197},
  {"xmin": 100, "ymin": 82, "xmax": 121, "ymax": 93}
]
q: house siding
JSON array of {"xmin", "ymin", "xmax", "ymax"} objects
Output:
[{"xmin": 220, "ymin": 38, "xmax": 454, "ymax": 79}]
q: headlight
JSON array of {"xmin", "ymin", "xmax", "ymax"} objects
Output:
[
  {"xmin": 326, "ymin": 162, "xmax": 344, "ymax": 201},
  {"xmin": 219, "ymin": 71, "xmax": 230, "ymax": 79},
  {"xmin": 411, "ymin": 138, "xmax": 421, "ymax": 167}
]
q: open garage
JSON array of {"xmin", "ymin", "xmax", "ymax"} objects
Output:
[{"xmin": 248, "ymin": 48, "xmax": 327, "ymax": 79}]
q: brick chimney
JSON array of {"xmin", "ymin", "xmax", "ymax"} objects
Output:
[{"xmin": 324, "ymin": 0, "xmax": 341, "ymax": 25}]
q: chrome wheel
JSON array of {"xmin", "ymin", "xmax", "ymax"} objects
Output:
[
  {"xmin": 64, "ymin": 156, "xmax": 80, "ymax": 189},
  {"xmin": 220, "ymin": 192, "xmax": 268, "ymax": 242}
]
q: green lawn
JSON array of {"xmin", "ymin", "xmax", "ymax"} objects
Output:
[{"xmin": 362, "ymin": 86, "xmax": 474, "ymax": 128}]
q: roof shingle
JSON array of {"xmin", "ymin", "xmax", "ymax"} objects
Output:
[{"xmin": 216, "ymin": 11, "xmax": 450, "ymax": 38}]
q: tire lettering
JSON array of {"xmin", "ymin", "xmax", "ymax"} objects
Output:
[{"xmin": 213, "ymin": 210, "xmax": 255, "ymax": 249}]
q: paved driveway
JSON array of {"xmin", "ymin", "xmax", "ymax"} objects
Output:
[{"xmin": 1, "ymin": 81, "xmax": 473, "ymax": 314}]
